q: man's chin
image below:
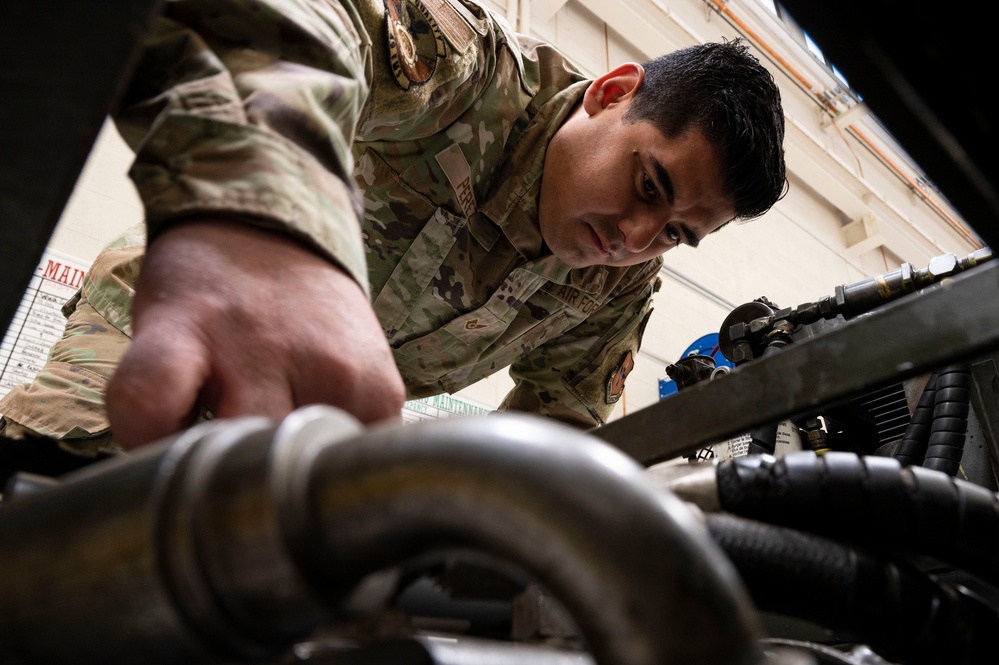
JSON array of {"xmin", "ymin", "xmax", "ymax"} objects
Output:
[
  {"xmin": 552, "ymin": 251, "xmax": 594, "ymax": 269},
  {"xmin": 546, "ymin": 238, "xmax": 606, "ymax": 269}
]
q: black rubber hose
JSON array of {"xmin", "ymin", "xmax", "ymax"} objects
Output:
[
  {"xmin": 705, "ymin": 513, "xmax": 999, "ymax": 665},
  {"xmin": 893, "ymin": 372, "xmax": 938, "ymax": 466},
  {"xmin": 922, "ymin": 364, "xmax": 972, "ymax": 476},
  {"xmin": 716, "ymin": 451, "xmax": 999, "ymax": 586}
]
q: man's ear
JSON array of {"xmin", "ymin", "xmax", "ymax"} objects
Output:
[{"xmin": 582, "ymin": 62, "xmax": 646, "ymax": 116}]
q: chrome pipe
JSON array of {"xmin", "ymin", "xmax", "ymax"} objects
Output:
[
  {"xmin": 0, "ymin": 406, "xmax": 761, "ymax": 664},
  {"xmin": 272, "ymin": 407, "xmax": 761, "ymax": 665}
]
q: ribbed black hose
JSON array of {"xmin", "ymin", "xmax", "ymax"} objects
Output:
[
  {"xmin": 894, "ymin": 372, "xmax": 938, "ymax": 466},
  {"xmin": 716, "ymin": 451, "xmax": 999, "ymax": 586},
  {"xmin": 922, "ymin": 364, "xmax": 972, "ymax": 476},
  {"xmin": 705, "ymin": 513, "xmax": 999, "ymax": 665}
]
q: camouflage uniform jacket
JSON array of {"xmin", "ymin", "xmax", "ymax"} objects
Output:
[{"xmin": 2, "ymin": 0, "xmax": 662, "ymax": 435}]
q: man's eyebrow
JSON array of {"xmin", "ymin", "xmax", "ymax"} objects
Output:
[
  {"xmin": 649, "ymin": 155, "xmax": 675, "ymax": 206},
  {"xmin": 649, "ymin": 154, "xmax": 699, "ymax": 248},
  {"xmin": 679, "ymin": 223, "xmax": 699, "ymax": 248}
]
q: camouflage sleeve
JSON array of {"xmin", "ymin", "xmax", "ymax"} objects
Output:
[
  {"xmin": 499, "ymin": 266, "xmax": 663, "ymax": 429},
  {"xmin": 351, "ymin": 0, "xmax": 512, "ymax": 141},
  {"xmin": 114, "ymin": 0, "xmax": 507, "ymax": 294},
  {"xmin": 0, "ymin": 226, "xmax": 145, "ymax": 452},
  {"xmin": 114, "ymin": 0, "xmax": 374, "ymax": 290}
]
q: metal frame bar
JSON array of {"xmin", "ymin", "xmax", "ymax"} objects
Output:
[{"xmin": 592, "ymin": 263, "xmax": 999, "ymax": 466}]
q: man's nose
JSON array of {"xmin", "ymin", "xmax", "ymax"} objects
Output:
[{"xmin": 619, "ymin": 212, "xmax": 666, "ymax": 253}]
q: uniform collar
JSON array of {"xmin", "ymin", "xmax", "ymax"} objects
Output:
[
  {"xmin": 478, "ymin": 80, "xmax": 615, "ymax": 295},
  {"xmin": 478, "ymin": 79, "xmax": 589, "ymax": 260},
  {"xmin": 517, "ymin": 255, "xmax": 609, "ymax": 294}
]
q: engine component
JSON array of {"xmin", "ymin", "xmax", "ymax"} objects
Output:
[
  {"xmin": 720, "ymin": 249, "xmax": 994, "ymax": 365},
  {"xmin": 650, "ymin": 451, "xmax": 999, "ymax": 663},
  {"xmin": 714, "ymin": 452, "xmax": 999, "ymax": 587},
  {"xmin": 0, "ymin": 406, "xmax": 763, "ymax": 665},
  {"xmin": 665, "ymin": 354, "xmax": 718, "ymax": 390},
  {"xmin": 593, "ymin": 257, "xmax": 999, "ymax": 467},
  {"xmin": 684, "ymin": 252, "xmax": 997, "ymax": 483},
  {"xmin": 705, "ymin": 513, "xmax": 999, "ymax": 664}
]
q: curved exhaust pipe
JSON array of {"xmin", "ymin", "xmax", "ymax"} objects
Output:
[{"xmin": 0, "ymin": 406, "xmax": 762, "ymax": 665}]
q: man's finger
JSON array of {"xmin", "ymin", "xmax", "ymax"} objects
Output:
[
  {"xmin": 105, "ymin": 328, "xmax": 209, "ymax": 449},
  {"xmin": 209, "ymin": 370, "xmax": 296, "ymax": 422}
]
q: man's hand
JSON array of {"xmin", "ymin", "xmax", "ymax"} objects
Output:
[{"xmin": 105, "ymin": 219, "xmax": 406, "ymax": 449}]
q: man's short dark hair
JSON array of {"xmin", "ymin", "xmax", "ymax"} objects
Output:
[{"xmin": 625, "ymin": 38, "xmax": 788, "ymax": 221}]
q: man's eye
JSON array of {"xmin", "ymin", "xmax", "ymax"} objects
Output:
[
  {"xmin": 665, "ymin": 225, "xmax": 680, "ymax": 243},
  {"xmin": 642, "ymin": 173, "xmax": 658, "ymax": 199}
]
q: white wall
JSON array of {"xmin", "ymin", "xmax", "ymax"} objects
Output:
[
  {"xmin": 49, "ymin": 121, "xmax": 142, "ymax": 261},
  {"xmin": 454, "ymin": 0, "xmax": 981, "ymax": 419},
  {"xmin": 42, "ymin": 0, "xmax": 983, "ymax": 422}
]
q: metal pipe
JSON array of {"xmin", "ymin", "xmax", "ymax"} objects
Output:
[
  {"xmin": 0, "ymin": 418, "xmax": 292, "ymax": 664},
  {"xmin": 0, "ymin": 406, "xmax": 763, "ymax": 665},
  {"xmin": 273, "ymin": 407, "xmax": 763, "ymax": 665}
]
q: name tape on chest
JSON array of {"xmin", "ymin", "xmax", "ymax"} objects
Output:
[
  {"xmin": 421, "ymin": 0, "xmax": 478, "ymax": 46},
  {"xmin": 436, "ymin": 144, "xmax": 477, "ymax": 218}
]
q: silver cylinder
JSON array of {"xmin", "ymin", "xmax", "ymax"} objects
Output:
[
  {"xmin": 0, "ymin": 406, "xmax": 761, "ymax": 665},
  {"xmin": 273, "ymin": 408, "xmax": 762, "ymax": 665}
]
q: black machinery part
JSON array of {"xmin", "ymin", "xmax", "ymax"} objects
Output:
[
  {"xmin": 776, "ymin": 0, "xmax": 999, "ymax": 250},
  {"xmin": 893, "ymin": 373, "xmax": 939, "ymax": 467},
  {"xmin": 705, "ymin": 513, "xmax": 999, "ymax": 665},
  {"xmin": 0, "ymin": 0, "xmax": 163, "ymax": 337},
  {"xmin": 591, "ymin": 261, "xmax": 999, "ymax": 467},
  {"xmin": 921, "ymin": 364, "xmax": 973, "ymax": 476},
  {"xmin": 716, "ymin": 452, "xmax": 999, "ymax": 586}
]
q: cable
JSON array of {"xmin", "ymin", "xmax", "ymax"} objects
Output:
[
  {"xmin": 922, "ymin": 364, "xmax": 972, "ymax": 476},
  {"xmin": 716, "ymin": 451, "xmax": 999, "ymax": 586},
  {"xmin": 893, "ymin": 372, "xmax": 938, "ymax": 466},
  {"xmin": 705, "ymin": 513, "xmax": 999, "ymax": 665}
]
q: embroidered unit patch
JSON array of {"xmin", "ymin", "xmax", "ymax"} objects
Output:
[
  {"xmin": 384, "ymin": 0, "xmax": 447, "ymax": 90},
  {"xmin": 606, "ymin": 350, "xmax": 635, "ymax": 404}
]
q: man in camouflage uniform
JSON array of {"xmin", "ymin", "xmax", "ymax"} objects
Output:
[{"xmin": 0, "ymin": 0, "xmax": 786, "ymax": 453}]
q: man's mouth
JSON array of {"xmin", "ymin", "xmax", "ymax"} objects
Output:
[{"xmin": 588, "ymin": 225, "xmax": 611, "ymax": 258}]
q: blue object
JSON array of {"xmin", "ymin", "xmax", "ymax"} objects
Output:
[{"xmin": 657, "ymin": 332, "xmax": 734, "ymax": 399}]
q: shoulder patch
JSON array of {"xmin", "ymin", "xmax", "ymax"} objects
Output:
[
  {"xmin": 606, "ymin": 350, "xmax": 635, "ymax": 404},
  {"xmin": 384, "ymin": 0, "xmax": 447, "ymax": 90}
]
